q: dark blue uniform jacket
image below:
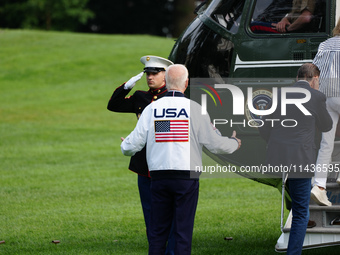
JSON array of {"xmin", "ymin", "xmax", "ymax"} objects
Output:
[{"xmin": 107, "ymin": 83, "xmax": 168, "ymax": 176}]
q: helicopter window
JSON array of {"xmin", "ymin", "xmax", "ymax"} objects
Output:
[
  {"xmin": 250, "ymin": 0, "xmax": 326, "ymax": 34},
  {"xmin": 205, "ymin": 0, "xmax": 246, "ymax": 34}
]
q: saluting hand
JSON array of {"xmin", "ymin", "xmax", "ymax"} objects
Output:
[
  {"xmin": 124, "ymin": 72, "xmax": 144, "ymax": 90},
  {"xmin": 231, "ymin": 130, "xmax": 241, "ymax": 150}
]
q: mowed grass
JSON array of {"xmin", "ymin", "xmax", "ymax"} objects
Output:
[{"xmin": 0, "ymin": 29, "xmax": 338, "ymax": 254}]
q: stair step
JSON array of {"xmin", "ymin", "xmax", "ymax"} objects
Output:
[
  {"xmin": 325, "ymin": 183, "xmax": 340, "ymax": 190},
  {"xmin": 307, "ymin": 227, "xmax": 340, "ymax": 233},
  {"xmin": 283, "ymin": 227, "xmax": 340, "ymax": 234},
  {"xmin": 309, "ymin": 205, "xmax": 340, "ymax": 211}
]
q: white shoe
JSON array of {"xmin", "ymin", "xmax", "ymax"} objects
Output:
[{"xmin": 310, "ymin": 185, "xmax": 332, "ymax": 206}]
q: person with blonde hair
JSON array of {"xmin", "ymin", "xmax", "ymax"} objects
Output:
[{"xmin": 311, "ymin": 17, "xmax": 340, "ymax": 206}]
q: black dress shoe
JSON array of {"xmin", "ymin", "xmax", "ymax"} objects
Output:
[
  {"xmin": 307, "ymin": 220, "xmax": 316, "ymax": 228},
  {"xmin": 330, "ymin": 217, "xmax": 340, "ymax": 225}
]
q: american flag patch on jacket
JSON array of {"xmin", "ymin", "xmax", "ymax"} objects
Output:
[{"xmin": 154, "ymin": 120, "xmax": 189, "ymax": 142}]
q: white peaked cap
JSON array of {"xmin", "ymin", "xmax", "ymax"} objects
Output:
[{"xmin": 140, "ymin": 55, "xmax": 174, "ymax": 73}]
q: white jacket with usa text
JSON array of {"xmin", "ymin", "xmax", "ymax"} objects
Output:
[{"xmin": 120, "ymin": 92, "xmax": 238, "ymax": 179}]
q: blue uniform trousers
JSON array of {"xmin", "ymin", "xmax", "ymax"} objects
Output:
[
  {"xmin": 286, "ymin": 178, "xmax": 311, "ymax": 255},
  {"xmin": 148, "ymin": 179, "xmax": 199, "ymax": 255},
  {"xmin": 138, "ymin": 175, "xmax": 175, "ymax": 255}
]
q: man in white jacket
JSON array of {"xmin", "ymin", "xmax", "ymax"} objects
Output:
[{"xmin": 121, "ymin": 64, "xmax": 241, "ymax": 255}]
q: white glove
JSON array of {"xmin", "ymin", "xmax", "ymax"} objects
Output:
[{"xmin": 124, "ymin": 72, "xmax": 144, "ymax": 90}]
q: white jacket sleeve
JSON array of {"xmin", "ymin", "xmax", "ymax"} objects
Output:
[
  {"xmin": 120, "ymin": 107, "xmax": 150, "ymax": 156},
  {"xmin": 194, "ymin": 105, "xmax": 238, "ymax": 154}
]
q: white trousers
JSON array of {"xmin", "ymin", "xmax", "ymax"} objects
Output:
[{"xmin": 314, "ymin": 97, "xmax": 340, "ymax": 188}]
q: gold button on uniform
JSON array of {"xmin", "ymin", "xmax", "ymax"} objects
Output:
[{"xmin": 153, "ymin": 96, "xmax": 157, "ymax": 100}]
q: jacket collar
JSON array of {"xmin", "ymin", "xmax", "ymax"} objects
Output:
[
  {"xmin": 165, "ymin": 90, "xmax": 185, "ymax": 97},
  {"xmin": 294, "ymin": 80, "xmax": 311, "ymax": 88},
  {"xmin": 149, "ymin": 85, "xmax": 167, "ymax": 95}
]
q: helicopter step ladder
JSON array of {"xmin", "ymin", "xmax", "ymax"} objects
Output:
[{"xmin": 276, "ymin": 140, "xmax": 340, "ymax": 252}]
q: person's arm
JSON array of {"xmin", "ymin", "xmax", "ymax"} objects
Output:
[
  {"xmin": 286, "ymin": 9, "xmax": 313, "ymax": 32},
  {"xmin": 273, "ymin": 9, "xmax": 313, "ymax": 33},
  {"xmin": 312, "ymin": 42, "xmax": 326, "ymax": 68},
  {"xmin": 107, "ymin": 72, "xmax": 144, "ymax": 112},
  {"xmin": 197, "ymin": 111, "xmax": 240, "ymax": 154},
  {"xmin": 120, "ymin": 106, "xmax": 150, "ymax": 156},
  {"xmin": 107, "ymin": 84, "xmax": 135, "ymax": 112},
  {"xmin": 273, "ymin": 14, "xmax": 291, "ymax": 33},
  {"xmin": 314, "ymin": 93, "xmax": 333, "ymax": 133}
]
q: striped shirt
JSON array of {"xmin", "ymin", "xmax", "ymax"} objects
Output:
[{"xmin": 313, "ymin": 36, "xmax": 340, "ymax": 97}]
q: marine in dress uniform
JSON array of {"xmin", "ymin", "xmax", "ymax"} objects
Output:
[{"xmin": 107, "ymin": 56, "xmax": 174, "ymax": 253}]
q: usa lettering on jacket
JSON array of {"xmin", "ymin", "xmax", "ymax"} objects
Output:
[{"xmin": 154, "ymin": 108, "xmax": 188, "ymax": 118}]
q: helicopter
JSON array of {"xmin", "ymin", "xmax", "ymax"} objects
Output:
[{"xmin": 168, "ymin": 0, "xmax": 340, "ymax": 251}]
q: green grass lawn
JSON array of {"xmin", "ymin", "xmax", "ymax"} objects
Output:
[{"xmin": 0, "ymin": 29, "xmax": 339, "ymax": 254}]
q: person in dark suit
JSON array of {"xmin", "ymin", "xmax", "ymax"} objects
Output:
[
  {"xmin": 107, "ymin": 55, "xmax": 174, "ymax": 254},
  {"xmin": 259, "ymin": 63, "xmax": 332, "ymax": 255}
]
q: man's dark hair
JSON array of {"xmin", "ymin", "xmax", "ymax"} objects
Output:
[{"xmin": 297, "ymin": 63, "xmax": 320, "ymax": 82}]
